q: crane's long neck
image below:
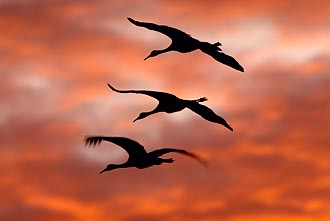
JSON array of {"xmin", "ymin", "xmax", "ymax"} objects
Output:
[
  {"xmin": 114, "ymin": 163, "xmax": 132, "ymax": 169},
  {"xmin": 145, "ymin": 46, "xmax": 173, "ymax": 60},
  {"xmin": 134, "ymin": 108, "xmax": 160, "ymax": 122},
  {"xmin": 107, "ymin": 84, "xmax": 135, "ymax": 94},
  {"xmin": 100, "ymin": 162, "xmax": 132, "ymax": 173},
  {"xmin": 156, "ymin": 46, "xmax": 173, "ymax": 54}
]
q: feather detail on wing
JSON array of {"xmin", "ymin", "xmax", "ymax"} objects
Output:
[
  {"xmin": 127, "ymin": 17, "xmax": 191, "ymax": 39},
  {"xmin": 186, "ymin": 102, "xmax": 233, "ymax": 131},
  {"xmin": 84, "ymin": 136, "xmax": 147, "ymax": 160},
  {"xmin": 199, "ymin": 43, "xmax": 244, "ymax": 72},
  {"xmin": 148, "ymin": 148, "xmax": 208, "ymax": 167}
]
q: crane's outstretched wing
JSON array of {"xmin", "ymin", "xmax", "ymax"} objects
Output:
[
  {"xmin": 84, "ymin": 136, "xmax": 147, "ymax": 160},
  {"xmin": 127, "ymin": 17, "xmax": 191, "ymax": 39},
  {"xmin": 199, "ymin": 44, "xmax": 244, "ymax": 72},
  {"xmin": 148, "ymin": 148, "xmax": 208, "ymax": 167},
  {"xmin": 107, "ymin": 83, "xmax": 178, "ymax": 101},
  {"xmin": 186, "ymin": 102, "xmax": 233, "ymax": 131}
]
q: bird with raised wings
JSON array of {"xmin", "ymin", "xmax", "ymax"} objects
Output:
[
  {"xmin": 128, "ymin": 17, "xmax": 244, "ymax": 72},
  {"xmin": 108, "ymin": 83, "xmax": 233, "ymax": 131},
  {"xmin": 85, "ymin": 136, "xmax": 207, "ymax": 173}
]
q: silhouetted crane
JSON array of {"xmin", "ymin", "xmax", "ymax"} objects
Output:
[
  {"xmin": 108, "ymin": 84, "xmax": 233, "ymax": 131},
  {"xmin": 128, "ymin": 17, "xmax": 244, "ymax": 72},
  {"xmin": 85, "ymin": 136, "xmax": 207, "ymax": 173}
]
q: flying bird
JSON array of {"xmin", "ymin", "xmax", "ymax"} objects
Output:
[
  {"xmin": 127, "ymin": 17, "xmax": 244, "ymax": 72},
  {"xmin": 108, "ymin": 83, "xmax": 233, "ymax": 131},
  {"xmin": 85, "ymin": 136, "xmax": 207, "ymax": 173}
]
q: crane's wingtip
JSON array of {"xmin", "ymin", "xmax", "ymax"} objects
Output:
[
  {"xmin": 83, "ymin": 135, "xmax": 89, "ymax": 143},
  {"xmin": 198, "ymin": 157, "xmax": 209, "ymax": 168},
  {"xmin": 83, "ymin": 136, "xmax": 103, "ymax": 148},
  {"xmin": 225, "ymin": 125, "xmax": 234, "ymax": 132},
  {"xmin": 238, "ymin": 66, "xmax": 244, "ymax": 72},
  {"xmin": 83, "ymin": 135, "xmax": 92, "ymax": 146}
]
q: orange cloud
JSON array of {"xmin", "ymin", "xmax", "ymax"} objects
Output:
[{"xmin": 0, "ymin": 0, "xmax": 329, "ymax": 221}]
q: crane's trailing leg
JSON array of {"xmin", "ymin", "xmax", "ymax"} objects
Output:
[
  {"xmin": 213, "ymin": 42, "xmax": 222, "ymax": 51},
  {"xmin": 162, "ymin": 158, "xmax": 174, "ymax": 163},
  {"xmin": 213, "ymin": 42, "xmax": 222, "ymax": 46},
  {"xmin": 193, "ymin": 97, "xmax": 207, "ymax": 103}
]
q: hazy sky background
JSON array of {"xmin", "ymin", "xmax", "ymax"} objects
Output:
[{"xmin": 0, "ymin": 0, "xmax": 329, "ymax": 220}]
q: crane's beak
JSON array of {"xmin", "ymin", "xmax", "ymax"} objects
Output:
[
  {"xmin": 133, "ymin": 117, "xmax": 139, "ymax": 122},
  {"xmin": 144, "ymin": 55, "xmax": 151, "ymax": 60},
  {"xmin": 99, "ymin": 168, "xmax": 107, "ymax": 174}
]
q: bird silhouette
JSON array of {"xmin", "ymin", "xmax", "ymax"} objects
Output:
[
  {"xmin": 108, "ymin": 83, "xmax": 233, "ymax": 131},
  {"xmin": 127, "ymin": 17, "xmax": 244, "ymax": 72},
  {"xmin": 85, "ymin": 136, "xmax": 207, "ymax": 173}
]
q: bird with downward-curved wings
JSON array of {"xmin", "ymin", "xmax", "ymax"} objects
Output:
[
  {"xmin": 108, "ymin": 83, "xmax": 233, "ymax": 131},
  {"xmin": 85, "ymin": 136, "xmax": 207, "ymax": 173},
  {"xmin": 128, "ymin": 17, "xmax": 244, "ymax": 72}
]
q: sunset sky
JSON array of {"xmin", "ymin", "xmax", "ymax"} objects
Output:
[{"xmin": 0, "ymin": 0, "xmax": 329, "ymax": 220}]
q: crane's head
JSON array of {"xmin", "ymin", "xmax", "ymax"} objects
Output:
[
  {"xmin": 133, "ymin": 112, "xmax": 150, "ymax": 122},
  {"xmin": 144, "ymin": 50, "xmax": 162, "ymax": 60},
  {"xmin": 99, "ymin": 164, "xmax": 117, "ymax": 174}
]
